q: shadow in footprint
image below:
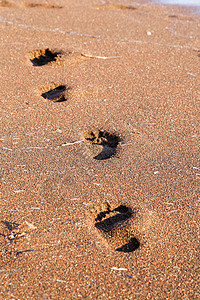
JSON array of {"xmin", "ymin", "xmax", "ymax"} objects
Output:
[
  {"xmin": 83, "ymin": 130, "xmax": 120, "ymax": 160},
  {"xmin": 1, "ymin": 221, "xmax": 18, "ymax": 232},
  {"xmin": 28, "ymin": 48, "xmax": 63, "ymax": 66},
  {"xmin": 94, "ymin": 204, "xmax": 140, "ymax": 253},
  {"xmin": 116, "ymin": 237, "xmax": 140, "ymax": 252},
  {"xmin": 41, "ymin": 85, "xmax": 69, "ymax": 102},
  {"xmin": 94, "ymin": 145, "xmax": 117, "ymax": 160},
  {"xmin": 95, "ymin": 205, "xmax": 133, "ymax": 232}
]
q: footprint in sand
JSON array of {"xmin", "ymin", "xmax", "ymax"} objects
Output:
[
  {"xmin": 0, "ymin": 0, "xmax": 14, "ymax": 7},
  {"xmin": 27, "ymin": 48, "xmax": 89, "ymax": 67},
  {"xmin": 89, "ymin": 202, "xmax": 140, "ymax": 252},
  {"xmin": 0, "ymin": 1, "xmax": 62, "ymax": 8},
  {"xmin": 39, "ymin": 83, "xmax": 70, "ymax": 102},
  {"xmin": 0, "ymin": 220, "xmax": 37, "ymax": 266},
  {"xmin": 192, "ymin": 49, "xmax": 200, "ymax": 58},
  {"xmin": 83, "ymin": 130, "xmax": 120, "ymax": 160},
  {"xmin": 26, "ymin": 48, "xmax": 64, "ymax": 67},
  {"xmin": 168, "ymin": 15, "xmax": 194, "ymax": 21},
  {"xmin": 95, "ymin": 4, "xmax": 137, "ymax": 10},
  {"xmin": 22, "ymin": 2, "xmax": 62, "ymax": 8}
]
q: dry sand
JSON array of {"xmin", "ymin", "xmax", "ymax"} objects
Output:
[{"xmin": 0, "ymin": 0, "xmax": 199, "ymax": 299}]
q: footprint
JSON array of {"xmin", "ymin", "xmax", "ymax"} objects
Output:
[
  {"xmin": 27, "ymin": 48, "xmax": 63, "ymax": 67},
  {"xmin": 22, "ymin": 3, "xmax": 62, "ymax": 8},
  {"xmin": 0, "ymin": 1, "xmax": 62, "ymax": 8},
  {"xmin": 168, "ymin": 15, "xmax": 194, "ymax": 21},
  {"xmin": 27, "ymin": 49, "xmax": 89, "ymax": 67},
  {"xmin": 95, "ymin": 4, "xmax": 136, "ymax": 10},
  {"xmin": 0, "ymin": 0, "xmax": 15, "ymax": 7},
  {"xmin": 39, "ymin": 83, "xmax": 69, "ymax": 102},
  {"xmin": 83, "ymin": 130, "xmax": 120, "ymax": 160},
  {"xmin": 0, "ymin": 221, "xmax": 18, "ymax": 266},
  {"xmin": 89, "ymin": 202, "xmax": 140, "ymax": 252},
  {"xmin": 193, "ymin": 49, "xmax": 200, "ymax": 58},
  {"xmin": 0, "ymin": 220, "xmax": 36, "ymax": 266}
]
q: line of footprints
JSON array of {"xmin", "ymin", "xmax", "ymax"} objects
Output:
[
  {"xmin": 0, "ymin": 47, "xmax": 140, "ymax": 266},
  {"xmin": 2, "ymin": 1, "xmax": 199, "ymax": 264},
  {"xmin": 27, "ymin": 47, "xmax": 141, "ymax": 253}
]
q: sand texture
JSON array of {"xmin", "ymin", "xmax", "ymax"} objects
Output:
[{"xmin": 0, "ymin": 0, "xmax": 199, "ymax": 299}]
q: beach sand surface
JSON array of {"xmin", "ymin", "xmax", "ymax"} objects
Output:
[{"xmin": 0, "ymin": 0, "xmax": 199, "ymax": 299}]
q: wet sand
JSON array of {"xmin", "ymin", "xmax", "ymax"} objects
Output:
[{"xmin": 0, "ymin": 0, "xmax": 199, "ymax": 299}]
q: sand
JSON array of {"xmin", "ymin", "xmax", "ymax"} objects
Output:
[{"xmin": 0, "ymin": 0, "xmax": 199, "ymax": 299}]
